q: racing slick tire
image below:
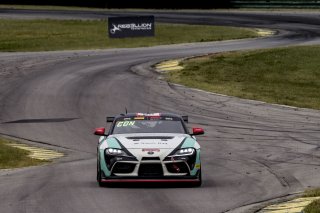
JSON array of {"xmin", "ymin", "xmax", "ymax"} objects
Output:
[
  {"xmin": 193, "ymin": 169, "xmax": 202, "ymax": 187},
  {"xmin": 97, "ymin": 161, "xmax": 105, "ymax": 187}
]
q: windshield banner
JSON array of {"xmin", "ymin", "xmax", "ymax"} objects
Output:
[{"xmin": 108, "ymin": 16, "xmax": 155, "ymax": 38}]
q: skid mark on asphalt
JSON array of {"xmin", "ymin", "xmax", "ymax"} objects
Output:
[
  {"xmin": 259, "ymin": 196, "xmax": 320, "ymax": 213},
  {"xmin": 8, "ymin": 143, "xmax": 64, "ymax": 160},
  {"xmin": 2, "ymin": 117, "xmax": 79, "ymax": 124}
]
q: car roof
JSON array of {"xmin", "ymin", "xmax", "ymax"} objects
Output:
[{"xmin": 107, "ymin": 113, "xmax": 189, "ymax": 134}]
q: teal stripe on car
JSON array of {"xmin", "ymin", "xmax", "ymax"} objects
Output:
[
  {"xmin": 99, "ymin": 136, "xmax": 106, "ymax": 143},
  {"xmin": 99, "ymin": 149, "xmax": 111, "ymax": 176},
  {"xmin": 99, "ymin": 138, "xmax": 120, "ymax": 177},
  {"xmin": 107, "ymin": 137, "xmax": 121, "ymax": 148},
  {"xmin": 190, "ymin": 149, "xmax": 201, "ymax": 176},
  {"xmin": 181, "ymin": 137, "xmax": 196, "ymax": 148}
]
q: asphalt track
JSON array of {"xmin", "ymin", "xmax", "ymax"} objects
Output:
[{"xmin": 0, "ymin": 9, "xmax": 320, "ymax": 213}]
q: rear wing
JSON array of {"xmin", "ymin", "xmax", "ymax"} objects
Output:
[
  {"xmin": 106, "ymin": 117, "xmax": 115, "ymax": 123},
  {"xmin": 182, "ymin": 115, "xmax": 188, "ymax": 123},
  {"xmin": 107, "ymin": 115, "xmax": 188, "ymax": 122}
]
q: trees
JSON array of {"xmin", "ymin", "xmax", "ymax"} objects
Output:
[{"xmin": 1, "ymin": 0, "xmax": 232, "ymax": 9}]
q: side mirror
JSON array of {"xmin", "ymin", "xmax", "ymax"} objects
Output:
[
  {"xmin": 106, "ymin": 117, "xmax": 115, "ymax": 123},
  {"xmin": 182, "ymin": 116, "xmax": 188, "ymax": 123},
  {"xmin": 94, "ymin": 127, "xmax": 107, "ymax": 136},
  {"xmin": 192, "ymin": 127, "xmax": 204, "ymax": 136}
]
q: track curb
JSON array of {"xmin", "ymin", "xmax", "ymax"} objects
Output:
[
  {"xmin": 258, "ymin": 196, "xmax": 320, "ymax": 213},
  {"xmin": 7, "ymin": 142, "xmax": 64, "ymax": 160}
]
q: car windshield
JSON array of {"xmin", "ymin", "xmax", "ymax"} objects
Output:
[{"xmin": 112, "ymin": 116, "xmax": 186, "ymax": 134}]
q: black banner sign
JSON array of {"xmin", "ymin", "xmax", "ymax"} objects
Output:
[{"xmin": 108, "ymin": 16, "xmax": 155, "ymax": 38}]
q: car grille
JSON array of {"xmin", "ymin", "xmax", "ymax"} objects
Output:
[
  {"xmin": 141, "ymin": 157, "xmax": 160, "ymax": 161},
  {"xmin": 166, "ymin": 162, "xmax": 189, "ymax": 174},
  {"xmin": 112, "ymin": 163, "xmax": 136, "ymax": 174},
  {"xmin": 138, "ymin": 163, "xmax": 163, "ymax": 177}
]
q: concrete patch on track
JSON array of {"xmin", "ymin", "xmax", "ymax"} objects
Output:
[
  {"xmin": 7, "ymin": 142, "xmax": 64, "ymax": 160},
  {"xmin": 258, "ymin": 197, "xmax": 320, "ymax": 213}
]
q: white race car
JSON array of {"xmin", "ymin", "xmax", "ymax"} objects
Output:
[{"xmin": 94, "ymin": 113, "xmax": 204, "ymax": 187}]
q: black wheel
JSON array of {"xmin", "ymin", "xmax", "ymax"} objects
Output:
[
  {"xmin": 97, "ymin": 161, "xmax": 104, "ymax": 187},
  {"xmin": 193, "ymin": 169, "xmax": 202, "ymax": 187}
]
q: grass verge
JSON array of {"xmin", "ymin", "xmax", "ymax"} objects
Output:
[
  {"xmin": 1, "ymin": 5, "xmax": 320, "ymax": 13},
  {"xmin": 167, "ymin": 46, "xmax": 320, "ymax": 110},
  {"xmin": 0, "ymin": 4, "xmax": 103, "ymax": 11},
  {"xmin": 304, "ymin": 188, "xmax": 320, "ymax": 198},
  {"xmin": 303, "ymin": 188, "xmax": 320, "ymax": 213},
  {"xmin": 0, "ymin": 137, "xmax": 46, "ymax": 169},
  {"xmin": 0, "ymin": 19, "xmax": 258, "ymax": 52}
]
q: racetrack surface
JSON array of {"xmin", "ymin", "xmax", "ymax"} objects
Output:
[{"xmin": 0, "ymin": 9, "xmax": 320, "ymax": 213}]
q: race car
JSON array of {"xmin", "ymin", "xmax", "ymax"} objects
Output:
[{"xmin": 94, "ymin": 113, "xmax": 204, "ymax": 187}]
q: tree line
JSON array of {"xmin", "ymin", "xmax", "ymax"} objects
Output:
[{"xmin": 1, "ymin": 0, "xmax": 232, "ymax": 8}]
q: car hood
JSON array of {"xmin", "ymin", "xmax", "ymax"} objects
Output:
[{"xmin": 112, "ymin": 133, "xmax": 188, "ymax": 149}]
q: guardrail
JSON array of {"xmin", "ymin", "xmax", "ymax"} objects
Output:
[{"xmin": 231, "ymin": 0, "xmax": 320, "ymax": 8}]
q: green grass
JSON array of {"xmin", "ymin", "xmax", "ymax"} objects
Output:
[
  {"xmin": 304, "ymin": 200, "xmax": 320, "ymax": 213},
  {"xmin": 303, "ymin": 188, "xmax": 320, "ymax": 213},
  {"xmin": 0, "ymin": 138, "xmax": 46, "ymax": 169},
  {"xmin": 167, "ymin": 46, "xmax": 320, "ymax": 110},
  {"xmin": 0, "ymin": 19, "xmax": 258, "ymax": 52},
  {"xmin": 304, "ymin": 188, "xmax": 320, "ymax": 198},
  {"xmin": 0, "ymin": 4, "xmax": 95, "ymax": 11}
]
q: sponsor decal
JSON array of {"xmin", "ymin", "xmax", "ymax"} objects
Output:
[
  {"xmin": 149, "ymin": 116, "xmax": 161, "ymax": 120},
  {"xmin": 142, "ymin": 148, "xmax": 160, "ymax": 152},
  {"xmin": 136, "ymin": 113, "xmax": 160, "ymax": 117},
  {"xmin": 108, "ymin": 16, "xmax": 155, "ymax": 38},
  {"xmin": 110, "ymin": 23, "xmax": 152, "ymax": 34},
  {"xmin": 133, "ymin": 142, "xmax": 167, "ymax": 145},
  {"xmin": 134, "ymin": 117, "xmax": 145, "ymax": 120},
  {"xmin": 116, "ymin": 121, "xmax": 135, "ymax": 127},
  {"xmin": 110, "ymin": 24, "xmax": 121, "ymax": 34}
]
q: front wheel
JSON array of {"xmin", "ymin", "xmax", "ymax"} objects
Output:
[
  {"xmin": 193, "ymin": 169, "xmax": 202, "ymax": 187},
  {"xmin": 97, "ymin": 161, "xmax": 105, "ymax": 187}
]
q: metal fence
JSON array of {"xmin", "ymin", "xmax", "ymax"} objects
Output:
[{"xmin": 231, "ymin": 0, "xmax": 320, "ymax": 8}]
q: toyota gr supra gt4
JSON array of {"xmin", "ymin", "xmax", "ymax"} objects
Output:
[{"xmin": 94, "ymin": 113, "xmax": 204, "ymax": 186}]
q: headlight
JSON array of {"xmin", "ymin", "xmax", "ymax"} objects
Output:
[
  {"xmin": 174, "ymin": 148, "xmax": 195, "ymax": 156},
  {"xmin": 106, "ymin": 148, "xmax": 125, "ymax": 156}
]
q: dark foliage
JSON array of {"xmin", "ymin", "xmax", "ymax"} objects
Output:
[{"xmin": 1, "ymin": 0, "xmax": 231, "ymax": 9}]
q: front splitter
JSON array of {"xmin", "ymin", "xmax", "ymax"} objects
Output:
[{"xmin": 101, "ymin": 179, "xmax": 200, "ymax": 183}]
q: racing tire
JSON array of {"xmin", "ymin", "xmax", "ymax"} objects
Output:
[
  {"xmin": 193, "ymin": 169, "xmax": 202, "ymax": 187},
  {"xmin": 97, "ymin": 161, "xmax": 105, "ymax": 187}
]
